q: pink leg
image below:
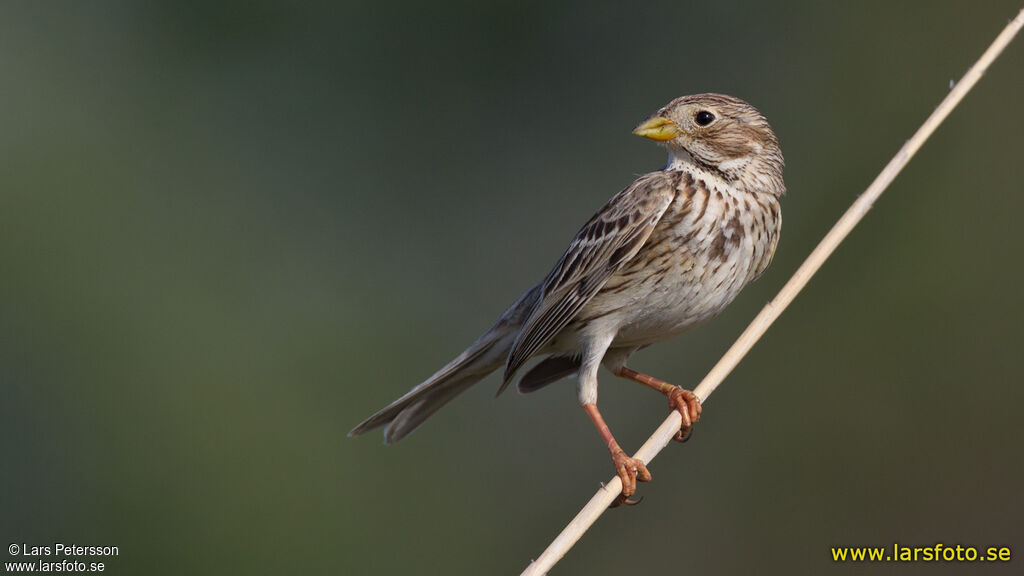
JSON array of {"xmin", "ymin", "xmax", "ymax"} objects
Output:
[
  {"xmin": 614, "ymin": 366, "xmax": 702, "ymax": 442},
  {"xmin": 582, "ymin": 403, "xmax": 651, "ymax": 506}
]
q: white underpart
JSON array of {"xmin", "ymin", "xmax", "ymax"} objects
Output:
[
  {"xmin": 545, "ymin": 150, "xmax": 780, "ymax": 407},
  {"xmin": 576, "ymin": 330, "xmax": 615, "ymax": 405}
]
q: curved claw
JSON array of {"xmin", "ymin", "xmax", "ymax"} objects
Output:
[
  {"xmin": 611, "ymin": 449, "xmax": 651, "ymax": 502},
  {"xmin": 610, "ymin": 494, "xmax": 644, "ymax": 508},
  {"xmin": 667, "ymin": 387, "xmax": 701, "ymax": 442}
]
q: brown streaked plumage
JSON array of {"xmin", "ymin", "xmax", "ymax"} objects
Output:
[{"xmin": 350, "ymin": 93, "xmax": 785, "ymax": 504}]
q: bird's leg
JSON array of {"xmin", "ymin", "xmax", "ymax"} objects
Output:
[
  {"xmin": 582, "ymin": 402, "xmax": 650, "ymax": 507},
  {"xmin": 614, "ymin": 366, "xmax": 702, "ymax": 442}
]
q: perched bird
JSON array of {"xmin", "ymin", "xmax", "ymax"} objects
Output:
[{"xmin": 350, "ymin": 93, "xmax": 785, "ymax": 504}]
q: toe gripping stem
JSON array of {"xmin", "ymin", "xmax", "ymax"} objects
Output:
[{"xmin": 582, "ymin": 403, "xmax": 650, "ymax": 507}]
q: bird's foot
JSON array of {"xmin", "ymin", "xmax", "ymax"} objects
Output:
[
  {"xmin": 666, "ymin": 386, "xmax": 702, "ymax": 442},
  {"xmin": 612, "ymin": 367, "xmax": 702, "ymax": 442},
  {"xmin": 609, "ymin": 448, "xmax": 651, "ymax": 507}
]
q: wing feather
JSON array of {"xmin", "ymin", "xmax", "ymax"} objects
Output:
[{"xmin": 500, "ymin": 172, "xmax": 678, "ymax": 388}]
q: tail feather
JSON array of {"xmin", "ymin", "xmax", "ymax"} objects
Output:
[
  {"xmin": 348, "ymin": 333, "xmax": 505, "ymax": 443},
  {"xmin": 349, "ymin": 285, "xmax": 541, "ymax": 443},
  {"xmin": 382, "ymin": 377, "xmax": 478, "ymax": 443},
  {"xmin": 516, "ymin": 355, "xmax": 580, "ymax": 393}
]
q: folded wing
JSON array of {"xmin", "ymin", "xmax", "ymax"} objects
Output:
[{"xmin": 499, "ymin": 172, "xmax": 678, "ymax": 391}]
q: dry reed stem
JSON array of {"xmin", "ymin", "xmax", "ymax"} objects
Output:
[{"xmin": 521, "ymin": 8, "xmax": 1024, "ymax": 575}]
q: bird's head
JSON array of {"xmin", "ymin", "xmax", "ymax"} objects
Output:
[{"xmin": 633, "ymin": 93, "xmax": 785, "ymax": 196}]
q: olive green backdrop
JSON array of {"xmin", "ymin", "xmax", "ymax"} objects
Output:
[{"xmin": 2, "ymin": 2, "xmax": 1022, "ymax": 574}]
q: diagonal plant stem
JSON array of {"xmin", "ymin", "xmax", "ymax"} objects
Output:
[{"xmin": 521, "ymin": 8, "xmax": 1024, "ymax": 576}]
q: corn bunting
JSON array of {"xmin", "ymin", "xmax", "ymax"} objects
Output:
[{"xmin": 350, "ymin": 93, "xmax": 785, "ymax": 504}]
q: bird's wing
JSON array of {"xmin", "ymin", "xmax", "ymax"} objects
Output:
[{"xmin": 500, "ymin": 172, "xmax": 678, "ymax": 390}]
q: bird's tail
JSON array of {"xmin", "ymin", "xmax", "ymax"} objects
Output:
[{"xmin": 349, "ymin": 285, "xmax": 540, "ymax": 444}]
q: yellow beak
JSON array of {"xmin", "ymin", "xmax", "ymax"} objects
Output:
[{"xmin": 633, "ymin": 116, "xmax": 679, "ymax": 141}]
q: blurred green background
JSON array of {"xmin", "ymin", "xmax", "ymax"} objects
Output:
[{"xmin": 2, "ymin": 2, "xmax": 1022, "ymax": 574}]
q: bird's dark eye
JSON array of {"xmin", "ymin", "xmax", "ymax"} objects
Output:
[{"xmin": 695, "ymin": 111, "xmax": 715, "ymax": 126}]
